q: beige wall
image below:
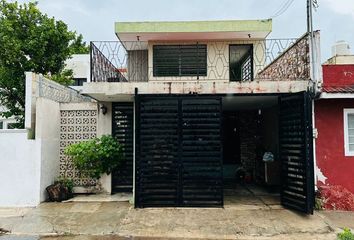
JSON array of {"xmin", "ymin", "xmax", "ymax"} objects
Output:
[
  {"xmin": 97, "ymin": 102, "xmax": 112, "ymax": 193},
  {"xmin": 147, "ymin": 40, "xmax": 265, "ymax": 82}
]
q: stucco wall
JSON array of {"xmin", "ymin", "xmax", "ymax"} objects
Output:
[
  {"xmin": 97, "ymin": 102, "xmax": 112, "ymax": 193},
  {"xmin": 147, "ymin": 40, "xmax": 265, "ymax": 82},
  {"xmin": 0, "ymin": 97, "xmax": 62, "ymax": 207},
  {"xmin": 322, "ymin": 64, "xmax": 354, "ymax": 87},
  {"xmin": 36, "ymin": 98, "xmax": 61, "ymax": 201},
  {"xmin": 0, "ymin": 130, "xmax": 41, "ymax": 207},
  {"xmin": 315, "ymin": 99, "xmax": 354, "ymax": 193}
]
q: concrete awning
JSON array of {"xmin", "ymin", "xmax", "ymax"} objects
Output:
[{"xmin": 115, "ymin": 19, "xmax": 272, "ymax": 43}]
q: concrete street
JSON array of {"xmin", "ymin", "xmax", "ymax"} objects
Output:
[{"xmin": 1, "ymin": 198, "xmax": 354, "ymax": 240}]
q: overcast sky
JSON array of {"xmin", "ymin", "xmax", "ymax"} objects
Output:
[{"xmin": 16, "ymin": 0, "xmax": 354, "ymax": 62}]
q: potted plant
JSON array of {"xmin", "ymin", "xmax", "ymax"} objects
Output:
[
  {"xmin": 64, "ymin": 135, "xmax": 123, "ymax": 180},
  {"xmin": 46, "ymin": 177, "xmax": 74, "ymax": 202}
]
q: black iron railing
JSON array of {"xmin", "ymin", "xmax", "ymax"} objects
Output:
[{"xmin": 90, "ymin": 35, "xmax": 310, "ymax": 83}]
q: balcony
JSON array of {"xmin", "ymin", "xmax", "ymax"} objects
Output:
[{"xmin": 90, "ymin": 33, "xmax": 311, "ymax": 83}]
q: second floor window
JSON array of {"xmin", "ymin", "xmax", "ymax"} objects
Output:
[
  {"xmin": 153, "ymin": 44, "xmax": 207, "ymax": 77},
  {"xmin": 229, "ymin": 44, "xmax": 253, "ymax": 82}
]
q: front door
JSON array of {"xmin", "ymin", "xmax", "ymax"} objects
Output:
[
  {"xmin": 279, "ymin": 92, "xmax": 314, "ymax": 214},
  {"xmin": 135, "ymin": 95, "xmax": 223, "ymax": 208},
  {"xmin": 111, "ymin": 102, "xmax": 134, "ymax": 193}
]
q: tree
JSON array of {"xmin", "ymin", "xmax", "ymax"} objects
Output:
[{"xmin": 0, "ymin": 0, "xmax": 89, "ymax": 127}]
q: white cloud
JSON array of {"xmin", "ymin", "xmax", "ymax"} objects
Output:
[{"xmin": 322, "ymin": 0, "xmax": 354, "ymax": 18}]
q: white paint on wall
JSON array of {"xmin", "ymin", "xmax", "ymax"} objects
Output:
[
  {"xmin": 0, "ymin": 130, "xmax": 42, "ymax": 207},
  {"xmin": 316, "ymin": 165, "xmax": 327, "ymax": 184},
  {"xmin": 36, "ymin": 98, "xmax": 61, "ymax": 201},
  {"xmin": 65, "ymin": 54, "xmax": 90, "ymax": 80},
  {"xmin": 0, "ymin": 97, "xmax": 62, "ymax": 207}
]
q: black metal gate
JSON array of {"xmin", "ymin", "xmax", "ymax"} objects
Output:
[
  {"xmin": 112, "ymin": 102, "xmax": 134, "ymax": 192},
  {"xmin": 279, "ymin": 92, "xmax": 314, "ymax": 214},
  {"xmin": 135, "ymin": 95, "xmax": 223, "ymax": 207}
]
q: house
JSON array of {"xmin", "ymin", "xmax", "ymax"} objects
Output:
[
  {"xmin": 65, "ymin": 54, "xmax": 90, "ymax": 90},
  {"xmin": 315, "ymin": 41, "xmax": 354, "ymax": 208},
  {"xmin": 78, "ymin": 19, "xmax": 321, "ymax": 213}
]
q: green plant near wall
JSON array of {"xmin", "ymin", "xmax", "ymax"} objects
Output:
[
  {"xmin": 338, "ymin": 228, "xmax": 354, "ymax": 240},
  {"xmin": 64, "ymin": 135, "xmax": 123, "ymax": 179}
]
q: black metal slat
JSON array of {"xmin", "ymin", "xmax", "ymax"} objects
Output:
[
  {"xmin": 136, "ymin": 95, "xmax": 222, "ymax": 208},
  {"xmin": 111, "ymin": 103, "xmax": 134, "ymax": 192},
  {"xmin": 153, "ymin": 45, "xmax": 207, "ymax": 77},
  {"xmin": 137, "ymin": 97, "xmax": 179, "ymax": 207},
  {"xmin": 181, "ymin": 98, "xmax": 222, "ymax": 207},
  {"xmin": 279, "ymin": 92, "xmax": 314, "ymax": 214}
]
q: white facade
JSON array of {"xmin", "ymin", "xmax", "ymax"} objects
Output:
[{"xmin": 65, "ymin": 54, "xmax": 90, "ymax": 91}]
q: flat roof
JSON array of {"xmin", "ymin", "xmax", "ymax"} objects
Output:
[{"xmin": 115, "ymin": 19, "xmax": 272, "ymax": 42}]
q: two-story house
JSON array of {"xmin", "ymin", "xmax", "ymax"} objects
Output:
[{"xmin": 82, "ymin": 19, "xmax": 319, "ymax": 214}]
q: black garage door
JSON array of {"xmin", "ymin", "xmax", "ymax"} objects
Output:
[
  {"xmin": 279, "ymin": 92, "xmax": 314, "ymax": 214},
  {"xmin": 135, "ymin": 95, "xmax": 223, "ymax": 207}
]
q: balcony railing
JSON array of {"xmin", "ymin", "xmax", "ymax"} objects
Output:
[{"xmin": 90, "ymin": 34, "xmax": 310, "ymax": 83}]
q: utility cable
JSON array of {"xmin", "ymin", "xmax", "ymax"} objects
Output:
[{"xmin": 269, "ymin": 0, "xmax": 295, "ymax": 19}]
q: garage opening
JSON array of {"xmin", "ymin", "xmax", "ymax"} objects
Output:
[
  {"xmin": 135, "ymin": 93, "xmax": 314, "ymax": 213},
  {"xmin": 222, "ymin": 95, "xmax": 281, "ymax": 207}
]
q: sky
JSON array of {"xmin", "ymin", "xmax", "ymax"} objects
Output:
[{"xmin": 15, "ymin": 0, "xmax": 354, "ymax": 62}]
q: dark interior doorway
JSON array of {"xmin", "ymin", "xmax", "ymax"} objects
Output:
[{"xmin": 222, "ymin": 95, "xmax": 281, "ymax": 203}]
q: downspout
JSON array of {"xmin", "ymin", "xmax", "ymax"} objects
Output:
[{"xmin": 307, "ymin": 0, "xmax": 320, "ymax": 191}]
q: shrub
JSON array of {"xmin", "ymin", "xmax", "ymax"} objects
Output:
[
  {"xmin": 64, "ymin": 135, "xmax": 123, "ymax": 179},
  {"xmin": 338, "ymin": 228, "xmax": 354, "ymax": 240},
  {"xmin": 319, "ymin": 185, "xmax": 354, "ymax": 211},
  {"xmin": 55, "ymin": 177, "xmax": 74, "ymax": 193}
]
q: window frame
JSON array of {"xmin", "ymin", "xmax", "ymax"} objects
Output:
[
  {"xmin": 229, "ymin": 44, "xmax": 254, "ymax": 82},
  {"xmin": 152, "ymin": 44, "xmax": 207, "ymax": 78},
  {"xmin": 343, "ymin": 108, "xmax": 354, "ymax": 156}
]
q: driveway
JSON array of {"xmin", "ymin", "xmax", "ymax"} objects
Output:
[{"xmin": 0, "ymin": 201, "xmax": 352, "ymax": 239}]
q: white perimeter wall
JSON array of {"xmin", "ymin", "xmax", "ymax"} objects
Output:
[
  {"xmin": 0, "ymin": 97, "xmax": 60, "ymax": 207},
  {"xmin": 0, "ymin": 130, "xmax": 41, "ymax": 207}
]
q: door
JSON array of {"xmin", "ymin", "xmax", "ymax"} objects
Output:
[
  {"xmin": 111, "ymin": 103, "xmax": 134, "ymax": 192},
  {"xmin": 135, "ymin": 95, "xmax": 223, "ymax": 208},
  {"xmin": 279, "ymin": 92, "xmax": 314, "ymax": 214}
]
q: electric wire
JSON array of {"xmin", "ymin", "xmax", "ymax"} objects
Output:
[{"xmin": 269, "ymin": 0, "xmax": 295, "ymax": 19}]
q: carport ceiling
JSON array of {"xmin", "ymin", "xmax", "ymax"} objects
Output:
[{"xmin": 222, "ymin": 95, "xmax": 278, "ymax": 111}]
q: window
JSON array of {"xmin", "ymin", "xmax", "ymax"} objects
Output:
[
  {"xmin": 0, "ymin": 121, "xmax": 3, "ymax": 129},
  {"xmin": 344, "ymin": 109, "xmax": 354, "ymax": 156},
  {"xmin": 229, "ymin": 44, "xmax": 253, "ymax": 81},
  {"xmin": 72, "ymin": 78, "xmax": 87, "ymax": 86},
  {"xmin": 153, "ymin": 44, "xmax": 207, "ymax": 77},
  {"xmin": 7, "ymin": 123, "xmax": 17, "ymax": 129}
]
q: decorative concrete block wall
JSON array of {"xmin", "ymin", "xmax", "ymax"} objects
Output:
[{"xmin": 59, "ymin": 103, "xmax": 98, "ymax": 187}]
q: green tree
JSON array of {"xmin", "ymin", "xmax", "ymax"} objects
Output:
[{"xmin": 0, "ymin": 0, "xmax": 89, "ymax": 127}]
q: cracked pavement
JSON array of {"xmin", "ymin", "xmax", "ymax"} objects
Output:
[{"xmin": 0, "ymin": 201, "xmax": 353, "ymax": 239}]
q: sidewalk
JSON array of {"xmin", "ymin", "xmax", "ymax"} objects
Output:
[{"xmin": 0, "ymin": 201, "xmax": 352, "ymax": 239}]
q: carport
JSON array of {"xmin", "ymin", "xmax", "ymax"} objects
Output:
[{"xmin": 131, "ymin": 92, "xmax": 314, "ymax": 213}]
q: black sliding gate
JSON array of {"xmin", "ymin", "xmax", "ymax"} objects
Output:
[
  {"xmin": 279, "ymin": 92, "xmax": 314, "ymax": 214},
  {"xmin": 112, "ymin": 103, "xmax": 134, "ymax": 193},
  {"xmin": 135, "ymin": 95, "xmax": 223, "ymax": 208}
]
